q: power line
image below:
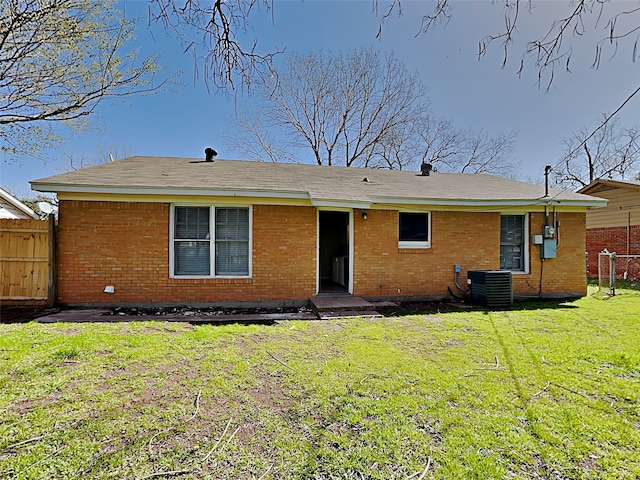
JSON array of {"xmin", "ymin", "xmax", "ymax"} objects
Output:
[{"xmin": 549, "ymin": 84, "xmax": 640, "ymax": 176}]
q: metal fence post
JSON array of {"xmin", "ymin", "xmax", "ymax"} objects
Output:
[{"xmin": 609, "ymin": 252, "xmax": 616, "ymax": 297}]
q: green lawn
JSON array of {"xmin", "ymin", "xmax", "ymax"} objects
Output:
[{"xmin": 1, "ymin": 290, "xmax": 639, "ymax": 479}]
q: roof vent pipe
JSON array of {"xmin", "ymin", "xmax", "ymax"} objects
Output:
[
  {"xmin": 420, "ymin": 161, "xmax": 433, "ymax": 176},
  {"xmin": 205, "ymin": 147, "xmax": 217, "ymax": 162}
]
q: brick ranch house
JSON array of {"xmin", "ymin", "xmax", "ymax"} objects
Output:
[
  {"xmin": 30, "ymin": 156, "xmax": 606, "ymax": 307},
  {"xmin": 578, "ymin": 179, "xmax": 640, "ymax": 279}
]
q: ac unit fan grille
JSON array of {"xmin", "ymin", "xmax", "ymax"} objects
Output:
[{"xmin": 467, "ymin": 270, "xmax": 513, "ymax": 307}]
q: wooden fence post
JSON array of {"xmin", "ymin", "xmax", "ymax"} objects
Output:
[{"xmin": 48, "ymin": 215, "xmax": 57, "ymax": 307}]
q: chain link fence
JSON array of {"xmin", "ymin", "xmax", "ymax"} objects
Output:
[{"xmin": 597, "ymin": 252, "xmax": 640, "ymax": 296}]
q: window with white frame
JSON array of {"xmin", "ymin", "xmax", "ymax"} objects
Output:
[
  {"xmin": 172, "ymin": 206, "xmax": 250, "ymax": 277},
  {"xmin": 398, "ymin": 211, "xmax": 431, "ymax": 248},
  {"xmin": 500, "ymin": 214, "xmax": 526, "ymax": 272}
]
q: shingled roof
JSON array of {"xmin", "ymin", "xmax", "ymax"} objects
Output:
[
  {"xmin": 578, "ymin": 178, "xmax": 640, "ymax": 195},
  {"xmin": 31, "ymin": 156, "xmax": 606, "ymax": 208}
]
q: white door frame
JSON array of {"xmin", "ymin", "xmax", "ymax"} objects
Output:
[{"xmin": 316, "ymin": 208, "xmax": 354, "ymax": 295}]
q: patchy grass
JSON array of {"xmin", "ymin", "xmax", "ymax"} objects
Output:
[{"xmin": 1, "ymin": 294, "xmax": 639, "ymax": 479}]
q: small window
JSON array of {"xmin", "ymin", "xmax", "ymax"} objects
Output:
[
  {"xmin": 171, "ymin": 206, "xmax": 250, "ymax": 277},
  {"xmin": 500, "ymin": 215, "xmax": 526, "ymax": 271},
  {"xmin": 399, "ymin": 212, "xmax": 430, "ymax": 248}
]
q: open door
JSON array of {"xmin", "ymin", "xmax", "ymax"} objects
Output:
[{"xmin": 318, "ymin": 211, "xmax": 350, "ymax": 294}]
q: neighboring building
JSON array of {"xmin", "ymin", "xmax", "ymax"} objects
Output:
[
  {"xmin": 0, "ymin": 187, "xmax": 39, "ymax": 220},
  {"xmin": 578, "ymin": 179, "xmax": 640, "ymax": 278},
  {"xmin": 30, "ymin": 156, "xmax": 606, "ymax": 306}
]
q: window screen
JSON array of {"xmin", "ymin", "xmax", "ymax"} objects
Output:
[
  {"xmin": 215, "ymin": 208, "xmax": 249, "ymax": 275},
  {"xmin": 500, "ymin": 215, "xmax": 525, "ymax": 271},
  {"xmin": 174, "ymin": 207, "xmax": 210, "ymax": 275}
]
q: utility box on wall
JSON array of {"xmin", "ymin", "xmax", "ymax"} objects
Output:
[{"xmin": 541, "ymin": 239, "xmax": 557, "ymax": 259}]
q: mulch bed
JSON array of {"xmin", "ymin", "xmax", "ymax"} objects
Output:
[
  {"xmin": 1, "ymin": 301, "xmax": 474, "ymax": 323},
  {"xmin": 103, "ymin": 305, "xmax": 313, "ymax": 317}
]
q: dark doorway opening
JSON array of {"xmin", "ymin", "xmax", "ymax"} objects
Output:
[{"xmin": 318, "ymin": 211, "xmax": 350, "ymax": 294}]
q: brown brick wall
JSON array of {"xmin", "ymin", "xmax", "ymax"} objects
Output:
[
  {"xmin": 524, "ymin": 212, "xmax": 587, "ymax": 295},
  {"xmin": 585, "ymin": 225, "xmax": 640, "ymax": 277},
  {"xmin": 56, "ymin": 201, "xmax": 588, "ymax": 305},
  {"xmin": 354, "ymin": 210, "xmax": 587, "ymax": 298},
  {"xmin": 353, "ymin": 210, "xmax": 497, "ymax": 297},
  {"xmin": 56, "ymin": 201, "xmax": 316, "ymax": 304}
]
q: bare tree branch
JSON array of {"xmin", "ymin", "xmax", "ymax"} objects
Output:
[
  {"xmin": 224, "ymin": 47, "xmax": 516, "ymax": 174},
  {"xmin": 149, "ymin": 0, "xmax": 282, "ymax": 92},
  {"xmin": 374, "ymin": 1, "xmax": 640, "ymax": 154},
  {"xmin": 554, "ymin": 115, "xmax": 640, "ymax": 189}
]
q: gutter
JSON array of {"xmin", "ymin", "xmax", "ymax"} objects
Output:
[
  {"xmin": 29, "ymin": 183, "xmax": 311, "ymax": 201},
  {"xmin": 30, "ymin": 183, "xmax": 609, "ymax": 210},
  {"xmin": 370, "ymin": 195, "xmax": 608, "ymax": 209}
]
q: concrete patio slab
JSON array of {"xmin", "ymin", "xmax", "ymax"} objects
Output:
[{"xmin": 37, "ymin": 309, "xmax": 109, "ymax": 323}]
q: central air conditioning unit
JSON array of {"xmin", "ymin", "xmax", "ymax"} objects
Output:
[{"xmin": 467, "ymin": 270, "xmax": 513, "ymax": 308}]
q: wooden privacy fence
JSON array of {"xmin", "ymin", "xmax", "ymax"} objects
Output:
[{"xmin": 0, "ymin": 217, "xmax": 55, "ymax": 306}]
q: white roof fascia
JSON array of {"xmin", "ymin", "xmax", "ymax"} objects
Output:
[
  {"xmin": 310, "ymin": 199, "xmax": 371, "ymax": 209},
  {"xmin": 30, "ymin": 184, "xmax": 608, "ymax": 209},
  {"xmin": 30, "ymin": 183, "xmax": 311, "ymax": 200},
  {"xmin": 0, "ymin": 188, "xmax": 39, "ymax": 219}
]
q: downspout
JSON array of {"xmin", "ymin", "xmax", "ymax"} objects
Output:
[
  {"xmin": 628, "ymin": 211, "xmax": 631, "ymax": 257},
  {"xmin": 539, "ymin": 209, "xmax": 545, "ymax": 297},
  {"xmin": 625, "ymin": 211, "xmax": 631, "ymax": 280},
  {"xmin": 554, "ymin": 206, "xmax": 559, "ymax": 248},
  {"xmin": 539, "ymin": 258, "xmax": 545, "ymax": 297}
]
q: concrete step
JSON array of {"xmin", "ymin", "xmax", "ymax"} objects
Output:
[{"xmin": 310, "ymin": 295, "xmax": 376, "ymax": 312}]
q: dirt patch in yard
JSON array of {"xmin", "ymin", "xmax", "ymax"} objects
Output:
[{"xmin": 376, "ymin": 301, "xmax": 473, "ymax": 316}]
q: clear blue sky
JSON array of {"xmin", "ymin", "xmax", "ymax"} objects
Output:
[{"xmin": 2, "ymin": 0, "xmax": 639, "ymax": 195}]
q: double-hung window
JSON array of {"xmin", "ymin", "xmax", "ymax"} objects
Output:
[
  {"xmin": 398, "ymin": 211, "xmax": 431, "ymax": 248},
  {"xmin": 172, "ymin": 206, "xmax": 250, "ymax": 277},
  {"xmin": 500, "ymin": 214, "xmax": 527, "ymax": 272}
]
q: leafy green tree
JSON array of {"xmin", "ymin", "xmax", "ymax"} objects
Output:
[{"xmin": 0, "ymin": 0, "xmax": 162, "ymax": 157}]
